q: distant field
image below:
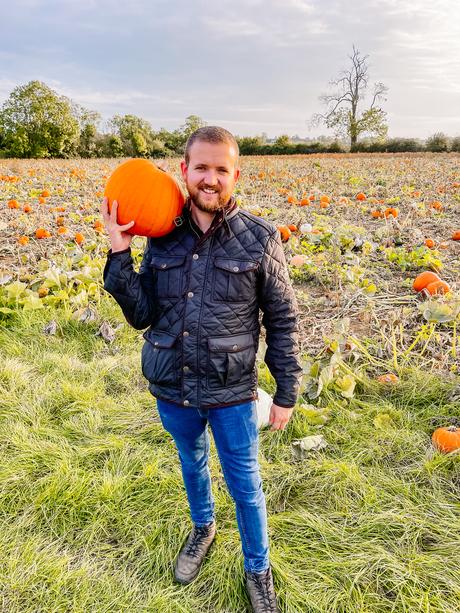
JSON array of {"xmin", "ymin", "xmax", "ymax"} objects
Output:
[{"xmin": 1, "ymin": 154, "xmax": 459, "ymax": 612}]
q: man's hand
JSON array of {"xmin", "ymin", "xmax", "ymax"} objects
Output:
[
  {"xmin": 101, "ymin": 197, "xmax": 135, "ymax": 253},
  {"xmin": 268, "ymin": 403, "xmax": 294, "ymax": 431}
]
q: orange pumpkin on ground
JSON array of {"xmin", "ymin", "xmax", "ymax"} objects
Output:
[
  {"xmin": 377, "ymin": 373, "xmax": 399, "ymax": 384},
  {"xmin": 104, "ymin": 158, "xmax": 185, "ymax": 237},
  {"xmin": 277, "ymin": 226, "xmax": 291, "ymax": 242},
  {"xmin": 452, "ymin": 231, "xmax": 460, "ymax": 241},
  {"xmin": 384, "ymin": 207, "xmax": 398, "ymax": 218},
  {"xmin": 425, "ymin": 280, "xmax": 450, "ymax": 295},
  {"xmin": 412, "ymin": 271, "xmax": 441, "ymax": 292},
  {"xmin": 425, "ymin": 238, "xmax": 435, "ymax": 248},
  {"xmin": 432, "ymin": 426, "xmax": 460, "ymax": 453}
]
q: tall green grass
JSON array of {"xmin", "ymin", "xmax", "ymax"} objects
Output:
[{"xmin": 0, "ymin": 304, "xmax": 459, "ymax": 612}]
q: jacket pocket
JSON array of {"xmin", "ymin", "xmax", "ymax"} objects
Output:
[
  {"xmin": 151, "ymin": 255, "xmax": 186, "ymax": 299},
  {"xmin": 141, "ymin": 329, "xmax": 178, "ymax": 386},
  {"xmin": 212, "ymin": 257, "xmax": 258, "ymax": 303},
  {"xmin": 206, "ymin": 332, "xmax": 256, "ymax": 389}
]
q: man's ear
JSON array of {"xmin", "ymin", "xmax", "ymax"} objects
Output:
[
  {"xmin": 180, "ymin": 160, "xmax": 188, "ymax": 179},
  {"xmin": 234, "ymin": 167, "xmax": 241, "ymax": 182}
]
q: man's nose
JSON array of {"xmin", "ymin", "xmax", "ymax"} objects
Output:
[{"xmin": 204, "ymin": 171, "xmax": 218, "ymax": 185}]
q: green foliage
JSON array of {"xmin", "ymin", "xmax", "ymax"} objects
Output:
[
  {"xmin": 384, "ymin": 246, "xmax": 443, "ymax": 271},
  {"xmin": 425, "ymin": 132, "xmax": 449, "ymax": 152},
  {"xmin": 109, "ymin": 114, "xmax": 155, "ymax": 158},
  {"xmin": 0, "ymin": 80, "xmax": 80, "ymax": 158}
]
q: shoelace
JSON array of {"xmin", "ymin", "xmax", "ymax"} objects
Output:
[
  {"xmin": 251, "ymin": 569, "xmax": 276, "ymax": 611},
  {"xmin": 184, "ymin": 524, "xmax": 212, "ymax": 558}
]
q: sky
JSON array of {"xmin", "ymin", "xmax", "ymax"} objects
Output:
[{"xmin": 1, "ymin": 0, "xmax": 460, "ymax": 139}]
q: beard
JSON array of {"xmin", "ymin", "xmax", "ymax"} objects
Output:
[{"xmin": 186, "ymin": 182, "xmax": 231, "ymax": 214}]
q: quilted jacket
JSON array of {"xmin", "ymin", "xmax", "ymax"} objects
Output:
[{"xmin": 103, "ymin": 197, "xmax": 303, "ymax": 409}]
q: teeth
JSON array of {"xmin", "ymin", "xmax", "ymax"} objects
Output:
[{"xmin": 203, "ymin": 188, "xmax": 217, "ymax": 193}]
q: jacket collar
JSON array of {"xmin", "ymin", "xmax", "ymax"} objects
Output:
[{"xmin": 182, "ymin": 196, "xmax": 238, "ymax": 239}]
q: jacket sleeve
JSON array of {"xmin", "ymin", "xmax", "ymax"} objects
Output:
[
  {"xmin": 102, "ymin": 242, "xmax": 158, "ymax": 330},
  {"xmin": 257, "ymin": 230, "xmax": 303, "ymax": 409}
]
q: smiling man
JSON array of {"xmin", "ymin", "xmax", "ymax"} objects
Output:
[{"xmin": 102, "ymin": 126, "xmax": 302, "ymax": 613}]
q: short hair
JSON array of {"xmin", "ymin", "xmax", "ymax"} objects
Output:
[{"xmin": 184, "ymin": 126, "xmax": 239, "ymax": 166}]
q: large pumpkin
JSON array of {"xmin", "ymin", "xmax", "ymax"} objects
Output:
[{"xmin": 104, "ymin": 158, "xmax": 185, "ymax": 237}]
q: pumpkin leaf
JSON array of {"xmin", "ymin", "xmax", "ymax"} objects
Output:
[{"xmin": 335, "ymin": 374, "xmax": 356, "ymax": 398}]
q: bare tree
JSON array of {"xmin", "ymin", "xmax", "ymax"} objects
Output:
[{"xmin": 311, "ymin": 46, "xmax": 388, "ymax": 148}]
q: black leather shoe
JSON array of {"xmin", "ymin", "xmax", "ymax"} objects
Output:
[
  {"xmin": 174, "ymin": 520, "xmax": 216, "ymax": 585},
  {"xmin": 245, "ymin": 567, "xmax": 280, "ymax": 613}
]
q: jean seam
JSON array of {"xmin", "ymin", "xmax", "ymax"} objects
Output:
[{"xmin": 216, "ymin": 447, "xmax": 252, "ymax": 563}]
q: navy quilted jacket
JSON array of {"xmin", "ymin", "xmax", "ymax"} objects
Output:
[{"xmin": 103, "ymin": 198, "xmax": 302, "ymax": 409}]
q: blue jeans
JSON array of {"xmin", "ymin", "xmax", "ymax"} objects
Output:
[{"xmin": 156, "ymin": 398, "xmax": 270, "ymax": 573}]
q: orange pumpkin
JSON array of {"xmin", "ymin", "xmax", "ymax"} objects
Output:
[
  {"xmin": 412, "ymin": 271, "xmax": 441, "ymax": 292},
  {"xmin": 356, "ymin": 192, "xmax": 366, "ymax": 201},
  {"xmin": 384, "ymin": 207, "xmax": 398, "ymax": 218},
  {"xmin": 425, "ymin": 280, "xmax": 450, "ymax": 295},
  {"xmin": 432, "ymin": 426, "xmax": 460, "ymax": 453},
  {"xmin": 104, "ymin": 159, "xmax": 185, "ymax": 237},
  {"xmin": 452, "ymin": 231, "xmax": 460, "ymax": 241},
  {"xmin": 377, "ymin": 373, "xmax": 399, "ymax": 384},
  {"xmin": 35, "ymin": 228, "xmax": 51, "ymax": 239},
  {"xmin": 277, "ymin": 225, "xmax": 291, "ymax": 242},
  {"xmin": 424, "ymin": 238, "xmax": 435, "ymax": 249}
]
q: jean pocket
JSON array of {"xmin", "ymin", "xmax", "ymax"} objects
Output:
[
  {"xmin": 212, "ymin": 258, "xmax": 258, "ymax": 303},
  {"xmin": 206, "ymin": 332, "xmax": 256, "ymax": 389},
  {"xmin": 142, "ymin": 329, "xmax": 178, "ymax": 386}
]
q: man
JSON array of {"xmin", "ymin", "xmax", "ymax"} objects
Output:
[{"xmin": 101, "ymin": 126, "xmax": 302, "ymax": 613}]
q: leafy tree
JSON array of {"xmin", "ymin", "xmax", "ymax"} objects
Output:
[
  {"xmin": 312, "ymin": 46, "xmax": 388, "ymax": 148},
  {"xmin": 109, "ymin": 114, "xmax": 155, "ymax": 157},
  {"xmin": 72, "ymin": 103, "xmax": 101, "ymax": 158},
  {"xmin": 425, "ymin": 132, "xmax": 449, "ymax": 152},
  {"xmin": 0, "ymin": 80, "xmax": 80, "ymax": 158}
]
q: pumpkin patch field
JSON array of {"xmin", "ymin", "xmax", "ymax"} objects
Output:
[{"xmin": 1, "ymin": 154, "xmax": 459, "ymax": 612}]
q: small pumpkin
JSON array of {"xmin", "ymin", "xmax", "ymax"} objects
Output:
[
  {"xmin": 432, "ymin": 426, "xmax": 460, "ymax": 453},
  {"xmin": 35, "ymin": 228, "xmax": 51, "ymax": 239},
  {"xmin": 277, "ymin": 225, "xmax": 291, "ymax": 242},
  {"xmin": 412, "ymin": 271, "xmax": 441, "ymax": 292},
  {"xmin": 452, "ymin": 231, "xmax": 460, "ymax": 241},
  {"xmin": 74, "ymin": 232, "xmax": 85, "ymax": 245},
  {"xmin": 424, "ymin": 238, "xmax": 435, "ymax": 249},
  {"xmin": 384, "ymin": 207, "xmax": 398, "ymax": 218},
  {"xmin": 356, "ymin": 192, "xmax": 366, "ymax": 201},
  {"xmin": 104, "ymin": 158, "xmax": 185, "ymax": 238},
  {"xmin": 377, "ymin": 373, "xmax": 399, "ymax": 384},
  {"xmin": 425, "ymin": 280, "xmax": 450, "ymax": 295}
]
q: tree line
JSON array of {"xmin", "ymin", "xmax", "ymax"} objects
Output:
[{"xmin": 0, "ymin": 80, "xmax": 458, "ymax": 159}]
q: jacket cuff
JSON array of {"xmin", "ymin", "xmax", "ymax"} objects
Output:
[
  {"xmin": 272, "ymin": 395, "xmax": 296, "ymax": 410},
  {"xmin": 107, "ymin": 247, "xmax": 131, "ymax": 259}
]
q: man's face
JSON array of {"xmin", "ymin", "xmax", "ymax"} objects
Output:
[{"xmin": 180, "ymin": 140, "xmax": 240, "ymax": 213}]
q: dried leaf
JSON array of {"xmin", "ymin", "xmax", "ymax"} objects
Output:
[{"xmin": 43, "ymin": 320, "xmax": 58, "ymax": 335}]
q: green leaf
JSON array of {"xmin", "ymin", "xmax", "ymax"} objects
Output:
[
  {"xmin": 335, "ymin": 374, "xmax": 356, "ymax": 398},
  {"xmin": 373, "ymin": 413, "xmax": 394, "ymax": 429}
]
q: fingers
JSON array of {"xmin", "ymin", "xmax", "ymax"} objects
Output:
[
  {"xmin": 270, "ymin": 420, "xmax": 288, "ymax": 431},
  {"xmin": 119, "ymin": 220, "xmax": 135, "ymax": 231}
]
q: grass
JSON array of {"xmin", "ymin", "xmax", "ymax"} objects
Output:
[{"xmin": 0, "ymin": 303, "xmax": 459, "ymax": 612}]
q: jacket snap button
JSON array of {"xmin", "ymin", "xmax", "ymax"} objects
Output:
[
  {"xmin": 187, "ymin": 291, "xmax": 194, "ymax": 298},
  {"xmin": 161, "ymin": 263, "xmax": 167, "ymax": 268},
  {"xmin": 154, "ymin": 341, "xmax": 159, "ymax": 346},
  {"xmin": 184, "ymin": 400, "xmax": 190, "ymax": 406},
  {"xmin": 232, "ymin": 344, "xmax": 239, "ymax": 350},
  {"xmin": 183, "ymin": 331, "xmax": 189, "ymax": 337},
  {"xmin": 192, "ymin": 253, "xmax": 199, "ymax": 260},
  {"xmin": 232, "ymin": 266, "xmax": 239, "ymax": 272},
  {"xmin": 183, "ymin": 366, "xmax": 190, "ymax": 373}
]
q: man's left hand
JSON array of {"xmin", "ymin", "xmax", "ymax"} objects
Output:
[{"xmin": 268, "ymin": 403, "xmax": 294, "ymax": 431}]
